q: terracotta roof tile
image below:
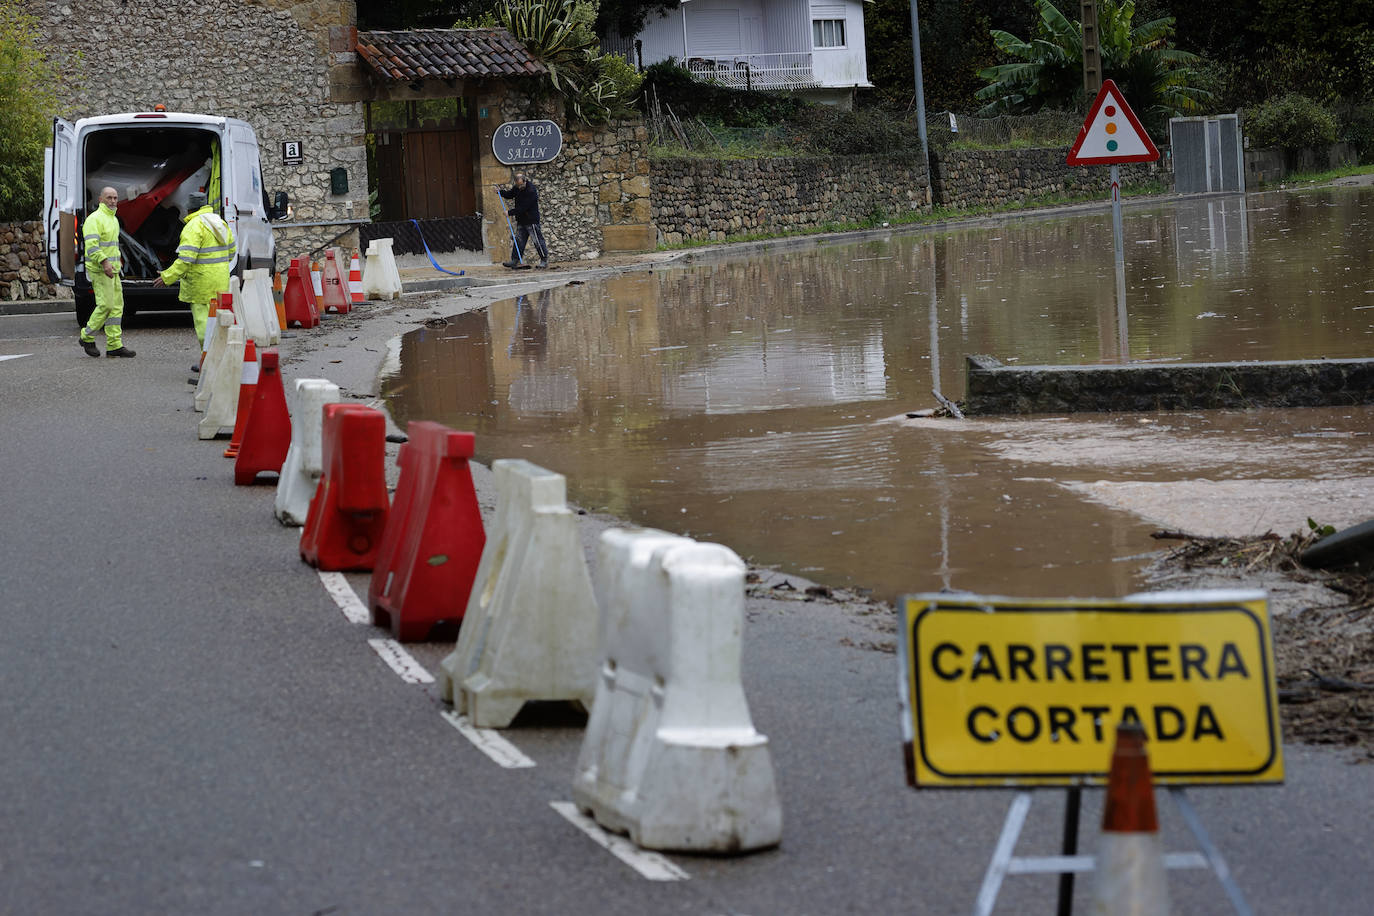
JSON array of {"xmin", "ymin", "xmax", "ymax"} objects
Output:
[{"xmin": 356, "ymin": 28, "xmax": 547, "ymax": 82}]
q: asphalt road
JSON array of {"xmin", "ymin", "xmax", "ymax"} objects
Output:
[{"xmin": 2, "ymin": 301, "xmax": 1370, "ymax": 915}]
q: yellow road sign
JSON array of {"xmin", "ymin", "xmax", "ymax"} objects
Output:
[{"xmin": 899, "ymin": 591, "xmax": 1284, "ymax": 787}]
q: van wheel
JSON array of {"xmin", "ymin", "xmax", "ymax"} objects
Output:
[{"xmin": 75, "ymin": 289, "xmax": 95, "ymax": 327}]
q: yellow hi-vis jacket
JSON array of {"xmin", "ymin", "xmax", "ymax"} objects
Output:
[
  {"xmin": 160, "ymin": 205, "xmax": 235, "ymax": 305},
  {"xmin": 82, "ymin": 202, "xmax": 122, "ymax": 275}
]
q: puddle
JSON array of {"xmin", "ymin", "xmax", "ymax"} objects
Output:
[{"xmin": 384, "ymin": 189, "xmax": 1374, "ymax": 601}]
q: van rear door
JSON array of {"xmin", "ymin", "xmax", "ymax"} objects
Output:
[
  {"xmin": 223, "ymin": 119, "xmax": 273, "ymax": 271},
  {"xmin": 46, "ymin": 117, "xmax": 77, "ymax": 283}
]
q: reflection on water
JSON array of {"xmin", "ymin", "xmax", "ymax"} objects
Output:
[{"xmin": 385, "ymin": 188, "xmax": 1374, "ymax": 600}]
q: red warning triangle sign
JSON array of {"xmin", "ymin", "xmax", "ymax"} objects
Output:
[{"xmin": 1066, "ymin": 79, "xmax": 1160, "ymax": 166}]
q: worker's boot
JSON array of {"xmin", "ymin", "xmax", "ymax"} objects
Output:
[
  {"xmin": 80, "ymin": 337, "xmax": 100, "ymax": 358},
  {"xmin": 106, "ymin": 347, "xmax": 136, "ymax": 358}
]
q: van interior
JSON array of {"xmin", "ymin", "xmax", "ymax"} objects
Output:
[{"xmin": 83, "ymin": 126, "xmax": 218, "ymax": 280}]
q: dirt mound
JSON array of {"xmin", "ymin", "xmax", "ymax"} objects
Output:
[{"xmin": 1145, "ymin": 531, "xmax": 1374, "ymax": 758}]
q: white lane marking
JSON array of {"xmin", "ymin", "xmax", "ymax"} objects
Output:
[
  {"xmin": 549, "ymin": 802, "xmax": 689, "ymax": 881},
  {"xmin": 318, "ymin": 570, "xmax": 371, "ymax": 624},
  {"xmin": 440, "ymin": 710, "xmax": 536, "ymax": 769},
  {"xmin": 368, "ymin": 638, "xmax": 435, "ymax": 684},
  {"xmin": 0, "ymin": 354, "xmax": 33, "ymax": 362}
]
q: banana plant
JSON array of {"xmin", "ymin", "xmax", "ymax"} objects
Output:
[{"xmin": 974, "ymin": 0, "xmax": 1212, "ymax": 135}]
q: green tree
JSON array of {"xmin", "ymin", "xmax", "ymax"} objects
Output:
[
  {"xmin": 862, "ymin": 0, "xmax": 1036, "ymax": 112},
  {"xmin": 1172, "ymin": 1, "xmax": 1374, "ymax": 108},
  {"xmin": 975, "ymin": 0, "xmax": 1211, "ymax": 135},
  {"xmin": 359, "ymin": 0, "xmax": 487, "ymax": 29},
  {"xmin": 0, "ymin": 1, "xmax": 59, "ymax": 221}
]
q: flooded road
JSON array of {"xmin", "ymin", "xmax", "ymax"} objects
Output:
[{"xmin": 384, "ymin": 188, "xmax": 1374, "ymax": 600}]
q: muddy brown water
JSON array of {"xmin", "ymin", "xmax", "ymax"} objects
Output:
[{"xmin": 384, "ymin": 188, "xmax": 1374, "ymax": 601}]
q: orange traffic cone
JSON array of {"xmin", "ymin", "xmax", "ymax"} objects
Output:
[
  {"xmin": 234, "ymin": 347, "xmax": 292, "ymax": 485},
  {"xmin": 1090, "ymin": 722, "xmax": 1169, "ymax": 916},
  {"xmin": 199, "ymin": 295, "xmax": 223, "ymax": 370},
  {"xmin": 223, "ymin": 338, "xmax": 259, "ymax": 459},
  {"xmin": 272, "ymin": 271, "xmax": 288, "ymax": 330},
  {"xmin": 321, "ymin": 249, "xmax": 351, "ymax": 314},
  {"xmin": 348, "ymin": 250, "xmax": 365, "ymax": 305}
]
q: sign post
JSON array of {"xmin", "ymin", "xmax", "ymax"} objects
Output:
[
  {"xmin": 1066, "ymin": 80, "xmax": 1159, "ymax": 359},
  {"xmin": 899, "ymin": 589, "xmax": 1279, "ymax": 914}
]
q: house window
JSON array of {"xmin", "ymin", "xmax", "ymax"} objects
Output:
[{"xmin": 812, "ymin": 18, "xmax": 845, "ymax": 48}]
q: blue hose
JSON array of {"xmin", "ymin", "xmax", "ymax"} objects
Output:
[{"xmin": 408, "ymin": 219, "xmax": 466, "ymax": 277}]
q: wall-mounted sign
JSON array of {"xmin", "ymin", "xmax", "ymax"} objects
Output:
[
  {"xmin": 492, "ymin": 119, "xmax": 563, "ymax": 165},
  {"xmin": 282, "ymin": 141, "xmax": 303, "ymax": 165}
]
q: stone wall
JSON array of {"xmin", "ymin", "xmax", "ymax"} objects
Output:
[
  {"xmin": 0, "ymin": 221, "xmax": 59, "ymax": 301},
  {"xmin": 964, "ymin": 354, "xmax": 1374, "ymax": 414},
  {"xmin": 650, "ymin": 155, "xmax": 932, "ymax": 245},
  {"xmin": 476, "ymin": 89, "xmax": 653, "ymax": 261},
  {"xmin": 29, "ymin": 0, "xmax": 366, "ymax": 264},
  {"xmin": 930, "ymin": 148, "xmax": 1165, "ymax": 209}
]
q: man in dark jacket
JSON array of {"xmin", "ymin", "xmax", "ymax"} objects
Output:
[{"xmin": 498, "ymin": 172, "xmax": 550, "ymax": 269}]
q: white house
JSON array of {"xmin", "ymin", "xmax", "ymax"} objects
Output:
[{"xmin": 605, "ymin": 0, "xmax": 872, "ymax": 107}]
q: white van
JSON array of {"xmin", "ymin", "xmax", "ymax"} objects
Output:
[{"xmin": 45, "ymin": 110, "xmax": 283, "ymax": 325}]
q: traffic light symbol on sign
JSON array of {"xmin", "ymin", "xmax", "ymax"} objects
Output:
[{"xmin": 1066, "ymin": 80, "xmax": 1159, "ymax": 166}]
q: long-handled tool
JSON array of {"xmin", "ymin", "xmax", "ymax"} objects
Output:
[{"xmin": 496, "ymin": 184, "xmax": 532, "ymax": 269}]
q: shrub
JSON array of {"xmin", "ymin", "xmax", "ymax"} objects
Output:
[
  {"xmin": 1336, "ymin": 103, "xmax": 1374, "ymax": 164},
  {"xmin": 0, "ymin": 3, "xmax": 60, "ymax": 221},
  {"xmin": 791, "ymin": 107, "xmax": 919, "ymax": 156},
  {"xmin": 1245, "ymin": 94, "xmax": 1338, "ymax": 157},
  {"xmin": 641, "ymin": 59, "xmax": 810, "ymax": 128}
]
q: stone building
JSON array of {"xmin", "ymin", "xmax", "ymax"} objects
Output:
[
  {"xmin": 32, "ymin": 0, "xmax": 369, "ymax": 263},
  {"xmin": 16, "ymin": 0, "xmax": 654, "ymax": 301}
]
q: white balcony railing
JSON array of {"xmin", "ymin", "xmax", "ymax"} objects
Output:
[{"xmin": 684, "ymin": 53, "xmax": 819, "ymax": 91}]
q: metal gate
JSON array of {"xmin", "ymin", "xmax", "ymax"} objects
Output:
[{"xmin": 1169, "ymin": 114, "xmax": 1244, "ymax": 194}]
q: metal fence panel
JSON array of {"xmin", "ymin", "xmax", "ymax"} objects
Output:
[{"xmin": 1170, "ymin": 115, "xmax": 1243, "ymax": 194}]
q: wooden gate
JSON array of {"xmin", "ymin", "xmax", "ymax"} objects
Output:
[{"xmin": 370, "ymin": 100, "xmax": 477, "ymax": 221}]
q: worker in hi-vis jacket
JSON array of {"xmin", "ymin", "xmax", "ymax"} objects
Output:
[
  {"xmin": 154, "ymin": 190, "xmax": 235, "ymax": 359},
  {"xmin": 79, "ymin": 186, "xmax": 135, "ymax": 359}
]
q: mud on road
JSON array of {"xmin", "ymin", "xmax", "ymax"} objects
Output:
[{"xmin": 1143, "ymin": 531, "xmax": 1374, "ymax": 759}]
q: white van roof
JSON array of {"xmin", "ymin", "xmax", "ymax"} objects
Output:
[{"xmin": 72, "ymin": 112, "xmax": 246, "ymax": 131}]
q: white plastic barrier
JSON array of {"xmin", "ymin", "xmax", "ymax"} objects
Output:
[
  {"xmin": 194, "ymin": 308, "xmax": 237, "ymax": 413},
  {"xmin": 240, "ymin": 268, "xmax": 281, "ymax": 346},
  {"xmin": 571, "ymin": 528, "xmax": 782, "ymax": 853},
  {"xmin": 274, "ymin": 379, "xmax": 340, "ymax": 525},
  {"xmin": 437, "ymin": 460, "xmax": 599, "ymax": 727},
  {"xmin": 362, "ymin": 237, "xmax": 403, "ymax": 300},
  {"xmin": 198, "ymin": 326, "xmax": 245, "ymax": 440}
]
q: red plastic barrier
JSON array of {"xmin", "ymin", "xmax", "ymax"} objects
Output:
[
  {"xmin": 368, "ymin": 422, "xmax": 485, "ymax": 641},
  {"xmin": 320, "ymin": 249, "xmax": 351, "ymax": 314},
  {"xmin": 282, "ymin": 257, "xmax": 320, "ymax": 329},
  {"xmin": 233, "ymin": 348, "xmax": 292, "ymax": 485},
  {"xmin": 300, "ymin": 404, "xmax": 390, "ymax": 572},
  {"xmin": 116, "ymin": 163, "xmax": 198, "ymax": 233},
  {"xmin": 223, "ymin": 338, "xmax": 259, "ymax": 458}
]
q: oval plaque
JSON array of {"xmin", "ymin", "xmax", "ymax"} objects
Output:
[{"xmin": 492, "ymin": 119, "xmax": 563, "ymax": 165}]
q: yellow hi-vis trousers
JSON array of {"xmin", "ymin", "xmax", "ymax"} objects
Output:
[
  {"xmin": 80, "ymin": 270, "xmax": 124, "ymax": 349},
  {"xmin": 191, "ymin": 298, "xmax": 212, "ymax": 345}
]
